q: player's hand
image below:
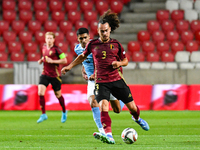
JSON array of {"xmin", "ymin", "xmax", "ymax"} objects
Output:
[
  {"xmin": 112, "ymin": 61, "xmax": 120, "ymax": 69},
  {"xmin": 45, "ymin": 56, "xmax": 53, "ymax": 63},
  {"xmin": 89, "ymin": 74, "xmax": 94, "ymax": 81},
  {"xmin": 61, "ymin": 66, "xmax": 71, "ymax": 75},
  {"xmin": 82, "ymin": 74, "xmax": 88, "ymax": 80}
]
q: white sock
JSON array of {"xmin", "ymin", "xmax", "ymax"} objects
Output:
[{"xmin": 99, "ymin": 128, "xmax": 105, "ymax": 134}]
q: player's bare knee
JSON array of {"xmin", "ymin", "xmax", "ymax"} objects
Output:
[{"xmin": 113, "ymin": 108, "xmax": 120, "ymax": 114}]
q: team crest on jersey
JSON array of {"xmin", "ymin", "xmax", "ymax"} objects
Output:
[
  {"xmin": 110, "ymin": 44, "xmax": 114, "ymax": 49},
  {"xmin": 49, "ymin": 51, "xmax": 53, "ymax": 56}
]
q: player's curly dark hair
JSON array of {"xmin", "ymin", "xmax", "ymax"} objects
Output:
[{"xmin": 98, "ymin": 9, "xmax": 120, "ymax": 32}]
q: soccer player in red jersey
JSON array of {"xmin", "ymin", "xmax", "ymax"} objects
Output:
[
  {"xmin": 61, "ymin": 10, "xmax": 149, "ymax": 144},
  {"xmin": 37, "ymin": 32, "xmax": 67, "ymax": 123}
]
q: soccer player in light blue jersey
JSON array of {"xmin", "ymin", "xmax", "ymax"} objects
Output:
[{"xmin": 74, "ymin": 28, "xmax": 125, "ymax": 135}]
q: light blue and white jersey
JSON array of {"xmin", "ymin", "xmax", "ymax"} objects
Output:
[{"xmin": 74, "ymin": 44, "xmax": 94, "ymax": 78}]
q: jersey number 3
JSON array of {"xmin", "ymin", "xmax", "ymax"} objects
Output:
[{"xmin": 102, "ymin": 51, "xmax": 106, "ymax": 59}]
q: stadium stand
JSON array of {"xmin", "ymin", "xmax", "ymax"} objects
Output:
[{"xmin": 0, "ymin": 0, "xmax": 200, "ymax": 69}]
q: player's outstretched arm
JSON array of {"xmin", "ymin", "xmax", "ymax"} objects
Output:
[
  {"xmin": 45, "ymin": 56, "xmax": 67, "ymax": 64},
  {"xmin": 112, "ymin": 58, "xmax": 128, "ymax": 69},
  {"xmin": 61, "ymin": 53, "xmax": 87, "ymax": 75}
]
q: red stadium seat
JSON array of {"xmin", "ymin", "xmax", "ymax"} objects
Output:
[
  {"xmin": 190, "ymin": 20, "xmax": 200, "ymax": 33},
  {"xmin": 156, "ymin": 41, "xmax": 170, "ymax": 55},
  {"xmin": 0, "ymin": 52, "xmax": 8, "ymax": 61},
  {"xmin": 66, "ymin": 31, "xmax": 77, "ymax": 44},
  {"xmin": 75, "ymin": 20, "xmax": 88, "ymax": 31},
  {"xmin": 49, "ymin": 0, "xmax": 62, "ymax": 12},
  {"xmin": 34, "ymin": 0, "xmax": 47, "ymax": 11},
  {"xmin": 18, "ymin": 0, "xmax": 31, "ymax": 10},
  {"xmin": 176, "ymin": 20, "xmax": 190, "ymax": 34},
  {"xmin": 161, "ymin": 20, "xmax": 175, "ymax": 35},
  {"xmin": 10, "ymin": 52, "xmax": 25, "ymax": 61},
  {"xmin": 19, "ymin": 10, "xmax": 33, "ymax": 24},
  {"xmin": 132, "ymin": 51, "xmax": 145, "ymax": 62},
  {"xmin": 51, "ymin": 11, "xmax": 65, "ymax": 24},
  {"xmin": 65, "ymin": 0, "xmax": 78, "ymax": 12},
  {"xmin": 195, "ymin": 30, "xmax": 200, "ymax": 44},
  {"xmin": 156, "ymin": 10, "xmax": 170, "ymax": 24},
  {"xmin": 95, "ymin": 0, "xmax": 109, "ymax": 15},
  {"xmin": 90, "ymin": 20, "xmax": 98, "ymax": 35},
  {"xmin": 152, "ymin": 30, "xmax": 165, "ymax": 44},
  {"xmin": 65, "ymin": 52, "xmax": 75, "ymax": 65},
  {"xmin": 24, "ymin": 41, "xmax": 38, "ymax": 54},
  {"xmin": 171, "ymin": 41, "xmax": 184, "ymax": 55},
  {"xmin": 67, "ymin": 10, "xmax": 81, "ymax": 25},
  {"xmin": 27, "ymin": 52, "xmax": 41, "ymax": 61},
  {"xmin": 146, "ymin": 52, "xmax": 160, "ymax": 62},
  {"xmin": 8, "ymin": 41, "xmax": 22, "ymax": 53},
  {"xmin": 80, "ymin": 0, "xmax": 93, "ymax": 12},
  {"xmin": 166, "ymin": 31, "xmax": 179, "ymax": 44},
  {"xmin": 84, "ymin": 10, "xmax": 98, "ymax": 24},
  {"xmin": 35, "ymin": 10, "xmax": 49, "ymax": 24},
  {"xmin": 186, "ymin": 40, "xmax": 199, "ymax": 53},
  {"xmin": 127, "ymin": 41, "xmax": 140, "ymax": 54},
  {"xmin": 171, "ymin": 10, "xmax": 184, "ymax": 24},
  {"xmin": 161, "ymin": 52, "xmax": 174, "ymax": 62},
  {"xmin": 181, "ymin": 30, "xmax": 194, "ymax": 45},
  {"xmin": 110, "ymin": 0, "xmax": 123, "ymax": 14},
  {"xmin": 54, "ymin": 31, "xmax": 65, "ymax": 42},
  {"xmin": 11, "ymin": 20, "xmax": 25, "ymax": 35},
  {"xmin": 35, "ymin": 31, "xmax": 46, "ymax": 44},
  {"xmin": 55, "ymin": 41, "xmax": 68, "ymax": 53},
  {"xmin": 0, "ymin": 42, "xmax": 6, "ymax": 52},
  {"xmin": 142, "ymin": 41, "xmax": 155, "ymax": 55},
  {"xmin": 3, "ymin": 31, "xmax": 17, "ymax": 43},
  {"xmin": 0, "ymin": 21, "xmax": 9, "ymax": 35},
  {"xmin": 137, "ymin": 30, "xmax": 150, "ymax": 43},
  {"xmin": 44, "ymin": 20, "xmax": 57, "ymax": 32},
  {"xmin": 19, "ymin": 31, "xmax": 33, "ymax": 43},
  {"xmin": 0, "ymin": 62, "xmax": 13, "ymax": 68},
  {"xmin": 147, "ymin": 20, "xmax": 160, "ymax": 34},
  {"xmin": 3, "ymin": 10, "xmax": 16, "ymax": 24},
  {"xmin": 28, "ymin": 20, "xmax": 41, "ymax": 34},
  {"xmin": 59, "ymin": 21, "xmax": 73, "ymax": 34},
  {"xmin": 2, "ymin": 0, "xmax": 16, "ymax": 10}
]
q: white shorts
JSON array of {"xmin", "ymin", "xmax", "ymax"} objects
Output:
[{"xmin": 87, "ymin": 80, "xmax": 117, "ymax": 101}]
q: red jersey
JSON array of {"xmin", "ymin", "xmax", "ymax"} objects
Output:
[
  {"xmin": 83, "ymin": 38, "xmax": 126, "ymax": 83},
  {"xmin": 41, "ymin": 44, "xmax": 63, "ymax": 77}
]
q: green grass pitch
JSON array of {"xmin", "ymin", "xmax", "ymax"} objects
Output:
[{"xmin": 0, "ymin": 110, "xmax": 200, "ymax": 150}]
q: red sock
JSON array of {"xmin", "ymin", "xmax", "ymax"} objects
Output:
[
  {"xmin": 130, "ymin": 105, "xmax": 140, "ymax": 120},
  {"xmin": 58, "ymin": 95, "xmax": 66, "ymax": 113},
  {"xmin": 39, "ymin": 96, "xmax": 45, "ymax": 114},
  {"xmin": 101, "ymin": 111, "xmax": 112, "ymax": 134}
]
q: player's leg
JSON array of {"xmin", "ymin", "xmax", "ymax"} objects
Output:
[
  {"xmin": 112, "ymin": 79, "xmax": 149, "ymax": 131},
  {"xmin": 93, "ymin": 83, "xmax": 115, "ymax": 144},
  {"xmin": 51, "ymin": 77, "xmax": 67, "ymax": 123},
  {"xmin": 87, "ymin": 81, "xmax": 105, "ymax": 134},
  {"xmin": 37, "ymin": 75, "xmax": 48, "ymax": 123},
  {"xmin": 126, "ymin": 101, "xmax": 149, "ymax": 131},
  {"xmin": 109, "ymin": 94, "xmax": 125, "ymax": 113}
]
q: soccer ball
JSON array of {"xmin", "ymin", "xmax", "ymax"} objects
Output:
[{"xmin": 121, "ymin": 128, "xmax": 138, "ymax": 144}]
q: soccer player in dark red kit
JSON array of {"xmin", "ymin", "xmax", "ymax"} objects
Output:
[
  {"xmin": 37, "ymin": 32, "xmax": 67, "ymax": 123},
  {"xmin": 61, "ymin": 10, "xmax": 149, "ymax": 144}
]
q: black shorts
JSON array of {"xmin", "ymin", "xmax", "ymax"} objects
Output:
[
  {"xmin": 94, "ymin": 79, "xmax": 133, "ymax": 104},
  {"xmin": 39, "ymin": 75, "xmax": 62, "ymax": 91}
]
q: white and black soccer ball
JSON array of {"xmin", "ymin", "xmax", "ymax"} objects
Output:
[{"xmin": 121, "ymin": 128, "xmax": 138, "ymax": 144}]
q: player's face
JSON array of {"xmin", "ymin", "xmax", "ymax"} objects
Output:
[
  {"xmin": 77, "ymin": 33, "xmax": 90, "ymax": 48},
  {"xmin": 45, "ymin": 35, "xmax": 55, "ymax": 47},
  {"xmin": 98, "ymin": 22, "xmax": 111, "ymax": 43}
]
